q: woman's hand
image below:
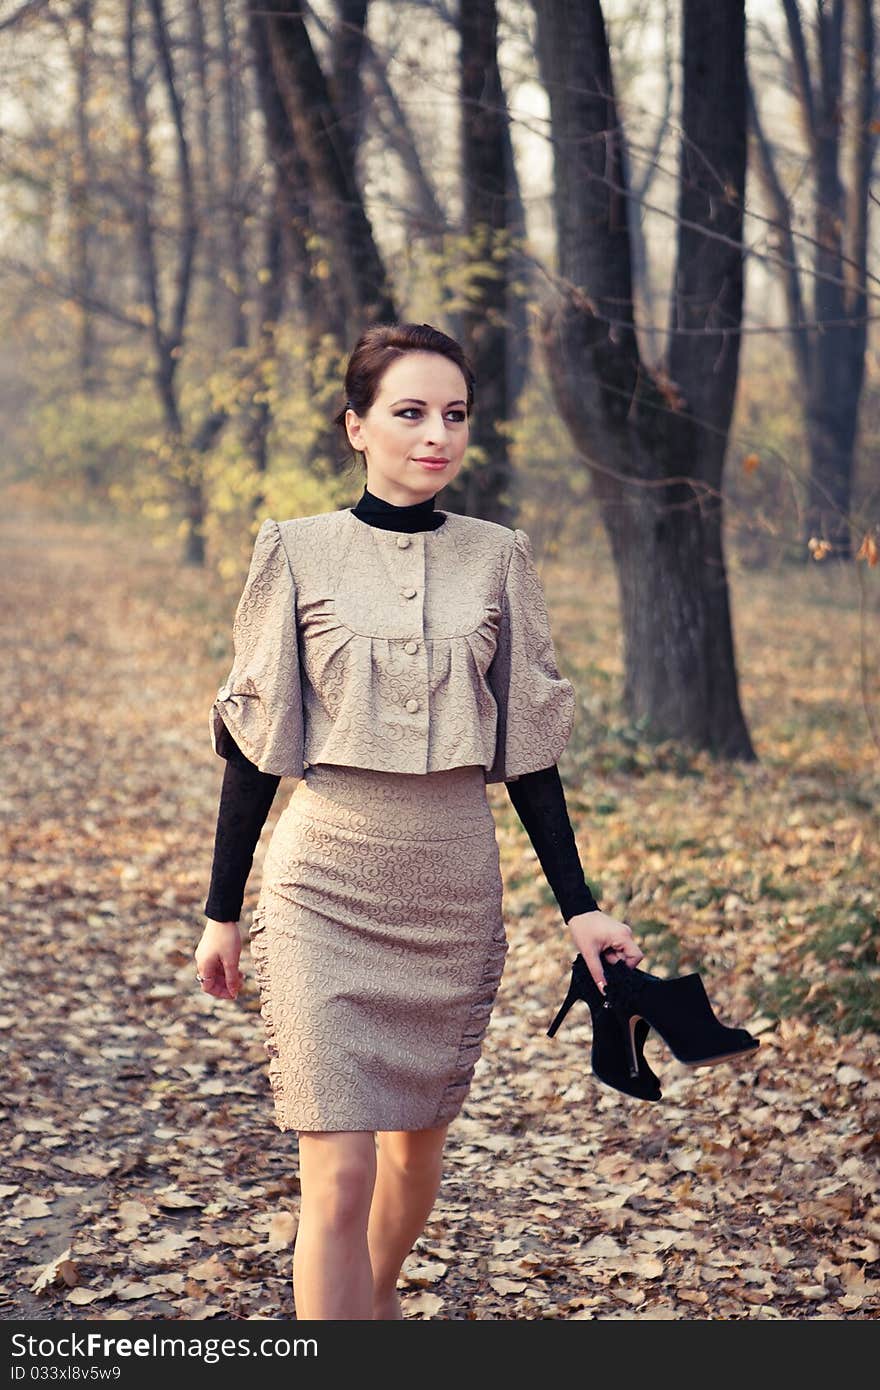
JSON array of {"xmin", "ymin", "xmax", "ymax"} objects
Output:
[
  {"xmin": 194, "ymin": 919, "xmax": 244, "ymax": 1000},
  {"xmin": 566, "ymin": 909, "xmax": 644, "ymax": 995}
]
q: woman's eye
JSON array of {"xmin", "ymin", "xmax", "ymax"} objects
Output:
[{"xmin": 396, "ymin": 409, "xmax": 467, "ymax": 422}]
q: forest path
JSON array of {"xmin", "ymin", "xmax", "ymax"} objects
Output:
[{"xmin": 2, "ymin": 506, "xmax": 877, "ymax": 1321}]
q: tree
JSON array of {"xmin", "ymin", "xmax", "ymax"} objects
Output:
[
  {"xmin": 245, "ymin": 0, "xmax": 395, "ymax": 344},
  {"xmin": 748, "ymin": 0, "xmax": 877, "ymax": 561},
  {"xmin": 447, "ymin": 0, "xmax": 521, "ymax": 525},
  {"xmin": 126, "ymin": 0, "xmax": 205, "ymax": 561},
  {"xmin": 534, "ymin": 0, "xmax": 755, "ymax": 758}
]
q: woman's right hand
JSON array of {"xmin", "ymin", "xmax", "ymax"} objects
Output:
[{"xmin": 194, "ymin": 920, "xmax": 244, "ymax": 1000}]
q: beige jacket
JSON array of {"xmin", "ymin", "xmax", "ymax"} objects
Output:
[{"xmin": 210, "ymin": 508, "xmax": 575, "ymax": 784}]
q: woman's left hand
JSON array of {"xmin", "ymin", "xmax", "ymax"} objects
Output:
[{"xmin": 566, "ymin": 910, "xmax": 645, "ymax": 996}]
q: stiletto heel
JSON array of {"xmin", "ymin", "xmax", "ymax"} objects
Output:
[
  {"xmin": 601, "ymin": 956, "xmax": 760, "ymax": 1069},
  {"xmin": 547, "ymin": 982, "xmax": 579, "ymax": 1038},
  {"xmin": 546, "ymin": 955, "xmax": 662, "ymax": 1101},
  {"xmin": 624, "ymin": 1016, "xmax": 642, "ymax": 1079}
]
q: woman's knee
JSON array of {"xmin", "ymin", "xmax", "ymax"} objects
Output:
[
  {"xmin": 377, "ymin": 1125, "xmax": 448, "ymax": 1180},
  {"xmin": 298, "ymin": 1132, "xmax": 377, "ymax": 1229}
]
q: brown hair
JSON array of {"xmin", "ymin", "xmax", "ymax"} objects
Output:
[{"xmin": 333, "ymin": 322, "xmax": 475, "ymax": 463}]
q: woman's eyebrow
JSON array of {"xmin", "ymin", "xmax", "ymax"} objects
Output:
[{"xmin": 389, "ymin": 398, "xmax": 466, "ymax": 407}]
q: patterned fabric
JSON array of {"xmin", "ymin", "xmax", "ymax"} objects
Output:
[
  {"xmin": 210, "ymin": 510, "xmax": 576, "ymax": 784},
  {"xmin": 209, "ymin": 518, "xmax": 304, "ymax": 778},
  {"xmin": 249, "ymin": 761, "xmax": 508, "ymax": 1132},
  {"xmin": 203, "ymin": 741, "xmax": 599, "ymax": 924}
]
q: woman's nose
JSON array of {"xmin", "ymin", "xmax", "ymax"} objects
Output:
[{"xmin": 423, "ymin": 413, "xmax": 449, "ymax": 443}]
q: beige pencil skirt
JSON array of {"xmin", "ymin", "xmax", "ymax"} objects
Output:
[{"xmin": 248, "ymin": 761, "xmax": 508, "ymax": 1133}]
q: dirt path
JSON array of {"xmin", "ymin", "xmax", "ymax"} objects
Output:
[{"xmin": 2, "ymin": 507, "xmax": 878, "ymax": 1321}]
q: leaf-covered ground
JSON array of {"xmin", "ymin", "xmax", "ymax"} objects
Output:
[{"xmin": 2, "ymin": 505, "xmax": 878, "ymax": 1321}]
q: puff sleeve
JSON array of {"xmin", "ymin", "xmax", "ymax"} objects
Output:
[
  {"xmin": 485, "ymin": 528, "xmax": 576, "ymax": 783},
  {"xmin": 209, "ymin": 517, "xmax": 305, "ymax": 779}
]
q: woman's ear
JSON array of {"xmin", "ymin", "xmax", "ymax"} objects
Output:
[{"xmin": 345, "ymin": 408, "xmax": 365, "ymax": 454}]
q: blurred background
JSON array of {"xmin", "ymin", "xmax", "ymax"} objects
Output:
[{"xmin": 1, "ymin": 0, "xmax": 876, "ymax": 563}]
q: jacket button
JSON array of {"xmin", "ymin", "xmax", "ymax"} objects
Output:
[
  {"xmin": 404, "ymin": 641, "xmax": 418, "ymax": 654},
  {"xmin": 396, "ymin": 535, "xmax": 412, "ymax": 548},
  {"xmin": 400, "ymin": 586, "xmax": 417, "ymax": 599},
  {"xmin": 405, "ymin": 698, "xmax": 419, "ymax": 713}
]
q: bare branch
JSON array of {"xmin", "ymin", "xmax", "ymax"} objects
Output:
[
  {"xmin": 0, "ymin": 0, "xmax": 51, "ymax": 34},
  {"xmin": 146, "ymin": 0, "xmax": 199, "ymax": 355},
  {"xmin": 781, "ymin": 0, "xmax": 819, "ymax": 159},
  {"xmin": 745, "ymin": 73, "xmax": 812, "ymax": 386},
  {"xmin": 0, "ymin": 253, "xmax": 151, "ymax": 333}
]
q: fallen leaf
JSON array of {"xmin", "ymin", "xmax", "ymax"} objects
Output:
[
  {"xmin": 268, "ymin": 1211, "xmax": 297, "ymax": 1251},
  {"xmin": 30, "ymin": 1248, "xmax": 77, "ymax": 1293},
  {"xmin": 117, "ymin": 1201, "xmax": 151, "ymax": 1227},
  {"xmin": 154, "ymin": 1190, "xmax": 203, "ymax": 1211},
  {"xmin": 14, "ymin": 1196, "xmax": 52, "ymax": 1219},
  {"xmin": 489, "ymin": 1278, "xmax": 527, "ymax": 1295},
  {"xmin": 136, "ymin": 1232, "xmax": 198, "ymax": 1264},
  {"xmin": 836, "ymin": 1067, "xmax": 866, "ymax": 1086},
  {"xmin": 402, "ymin": 1290, "xmax": 443, "ymax": 1318},
  {"xmin": 402, "ymin": 1260, "xmax": 448, "ymax": 1284},
  {"xmin": 580, "ymin": 1235, "xmax": 623, "ymax": 1259}
]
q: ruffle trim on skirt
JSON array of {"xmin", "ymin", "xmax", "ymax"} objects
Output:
[
  {"xmin": 431, "ymin": 918, "xmax": 509, "ymax": 1127},
  {"xmin": 247, "ymin": 899, "xmax": 291, "ymax": 1131}
]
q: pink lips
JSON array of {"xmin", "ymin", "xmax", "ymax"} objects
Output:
[{"xmin": 414, "ymin": 457, "xmax": 449, "ymax": 468}]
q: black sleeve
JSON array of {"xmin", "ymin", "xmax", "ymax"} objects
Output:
[
  {"xmin": 504, "ymin": 764, "xmax": 600, "ymax": 922},
  {"xmin": 203, "ymin": 734, "xmax": 281, "ymax": 922}
]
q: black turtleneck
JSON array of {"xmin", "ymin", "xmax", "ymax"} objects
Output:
[
  {"xmin": 204, "ymin": 493, "xmax": 600, "ymax": 924},
  {"xmin": 351, "ymin": 483, "xmax": 447, "ymax": 531}
]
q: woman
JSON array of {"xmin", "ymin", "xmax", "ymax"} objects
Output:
[{"xmin": 194, "ymin": 322, "xmax": 645, "ymax": 1320}]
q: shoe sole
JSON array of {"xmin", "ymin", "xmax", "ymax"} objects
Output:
[
  {"xmin": 591, "ymin": 1068, "xmax": 662, "ymax": 1101},
  {"xmin": 629, "ymin": 1013, "xmax": 761, "ymax": 1068},
  {"xmin": 680, "ymin": 1043, "xmax": 761, "ymax": 1067}
]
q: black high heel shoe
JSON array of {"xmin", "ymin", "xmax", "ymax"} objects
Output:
[
  {"xmin": 600, "ymin": 956, "xmax": 761, "ymax": 1069},
  {"xmin": 546, "ymin": 954, "xmax": 662, "ymax": 1101}
]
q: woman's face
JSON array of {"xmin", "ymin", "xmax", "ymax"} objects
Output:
[{"xmin": 345, "ymin": 351, "xmax": 469, "ymax": 505}]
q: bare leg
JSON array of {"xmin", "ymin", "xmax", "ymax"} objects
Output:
[
  {"xmin": 293, "ymin": 1131, "xmax": 377, "ymax": 1320},
  {"xmin": 367, "ymin": 1124, "xmax": 449, "ymax": 1319}
]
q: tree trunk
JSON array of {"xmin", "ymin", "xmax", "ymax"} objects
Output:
[
  {"xmin": 248, "ymin": 0, "xmax": 395, "ymax": 342},
  {"xmin": 127, "ymin": 0, "xmax": 204, "ymax": 564},
  {"xmin": 331, "ymin": 0, "xmax": 368, "ymax": 161},
  {"xmin": 247, "ymin": 2, "xmax": 340, "ymax": 341},
  {"xmin": 750, "ymin": 0, "xmax": 877, "ymax": 561},
  {"xmin": 243, "ymin": 171, "xmax": 286, "ymax": 487},
  {"xmin": 216, "ymin": 0, "xmax": 248, "ymax": 351},
  {"xmin": 806, "ymin": 0, "xmax": 852, "ymax": 556},
  {"xmin": 361, "ymin": 29, "xmax": 447, "ymax": 251},
  {"xmin": 245, "ymin": 0, "xmax": 396, "ymax": 480},
  {"xmin": 447, "ymin": 0, "xmax": 516, "ymax": 526},
  {"xmin": 626, "ymin": 0, "xmax": 675, "ymax": 369},
  {"xmin": 535, "ymin": 0, "xmax": 755, "ymax": 759},
  {"xmin": 71, "ymin": 0, "xmax": 97, "ymax": 394}
]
